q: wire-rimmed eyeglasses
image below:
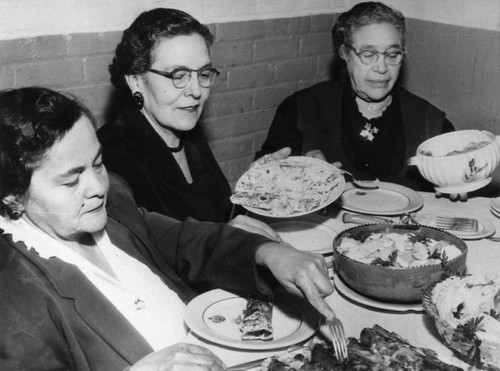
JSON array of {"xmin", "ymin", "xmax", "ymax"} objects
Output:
[
  {"xmin": 344, "ymin": 44, "xmax": 406, "ymax": 66},
  {"xmin": 148, "ymin": 67, "xmax": 220, "ymax": 88}
]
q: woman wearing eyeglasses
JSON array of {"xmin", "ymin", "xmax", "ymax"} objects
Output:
[
  {"xmin": 256, "ymin": 2, "xmax": 456, "ymax": 195},
  {"xmin": 99, "ymin": 8, "xmax": 280, "ymax": 238}
]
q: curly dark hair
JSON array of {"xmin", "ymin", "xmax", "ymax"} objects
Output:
[
  {"xmin": 0, "ymin": 87, "xmax": 95, "ymax": 212},
  {"xmin": 332, "ymin": 2, "xmax": 406, "ymax": 52},
  {"xmin": 109, "ymin": 8, "xmax": 214, "ymax": 93}
]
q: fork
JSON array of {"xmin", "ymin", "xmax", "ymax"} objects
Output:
[
  {"xmin": 326, "ymin": 316, "xmax": 348, "ymax": 361},
  {"xmin": 434, "ymin": 216, "xmax": 479, "ymax": 232}
]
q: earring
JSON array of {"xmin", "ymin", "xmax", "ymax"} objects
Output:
[
  {"xmin": 9, "ymin": 201, "xmax": 24, "ymax": 219},
  {"xmin": 132, "ymin": 91, "xmax": 144, "ymax": 110},
  {"xmin": 11, "ymin": 208, "xmax": 23, "ymax": 218}
]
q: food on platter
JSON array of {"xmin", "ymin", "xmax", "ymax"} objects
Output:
[
  {"xmin": 231, "ymin": 156, "xmax": 344, "ymax": 217},
  {"xmin": 261, "ymin": 324, "xmax": 462, "ymax": 370},
  {"xmin": 238, "ymin": 296, "xmax": 274, "ymax": 341},
  {"xmin": 336, "ymin": 230, "xmax": 462, "ymax": 268},
  {"xmin": 445, "ymin": 140, "xmax": 490, "ymax": 156},
  {"xmin": 230, "ymin": 191, "xmax": 318, "ymax": 215},
  {"xmin": 423, "ymin": 273, "xmax": 500, "ymax": 370},
  {"xmin": 419, "ymin": 140, "xmax": 490, "ymax": 156}
]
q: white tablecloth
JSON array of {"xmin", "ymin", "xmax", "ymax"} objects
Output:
[{"xmin": 188, "ymin": 192, "xmax": 500, "ymax": 369}]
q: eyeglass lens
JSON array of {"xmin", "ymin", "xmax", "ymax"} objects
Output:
[
  {"xmin": 347, "ymin": 45, "xmax": 404, "ymax": 66},
  {"xmin": 360, "ymin": 51, "xmax": 403, "ymax": 66},
  {"xmin": 172, "ymin": 69, "xmax": 218, "ymax": 88}
]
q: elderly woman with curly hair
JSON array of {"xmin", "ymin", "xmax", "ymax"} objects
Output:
[
  {"xmin": 256, "ymin": 1, "xmax": 460, "ymax": 197},
  {"xmin": 0, "ymin": 87, "xmax": 334, "ymax": 370},
  {"xmin": 98, "ymin": 8, "xmax": 285, "ymax": 234}
]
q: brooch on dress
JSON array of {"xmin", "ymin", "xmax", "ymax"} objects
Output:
[{"xmin": 360, "ymin": 123, "xmax": 379, "ymax": 141}]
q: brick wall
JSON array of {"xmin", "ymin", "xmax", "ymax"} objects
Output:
[
  {"xmin": 1, "ymin": 14, "xmax": 499, "ymax": 189},
  {"xmin": 0, "ymin": 14, "xmax": 337, "ymax": 189},
  {"xmin": 204, "ymin": 14, "xmax": 337, "ymax": 185}
]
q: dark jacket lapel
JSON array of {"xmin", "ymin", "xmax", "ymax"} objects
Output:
[{"xmin": 3, "ymin": 233, "xmax": 153, "ymax": 365}]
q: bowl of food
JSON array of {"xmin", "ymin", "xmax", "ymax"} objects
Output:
[
  {"xmin": 332, "ymin": 224, "xmax": 467, "ymax": 302},
  {"xmin": 408, "ymin": 130, "xmax": 500, "ymax": 193},
  {"xmin": 423, "ymin": 273, "xmax": 500, "ymax": 370}
]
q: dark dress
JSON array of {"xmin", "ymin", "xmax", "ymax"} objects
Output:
[
  {"xmin": 256, "ymin": 76, "xmax": 454, "ymax": 191},
  {"xmin": 98, "ymin": 109, "xmax": 233, "ymax": 222}
]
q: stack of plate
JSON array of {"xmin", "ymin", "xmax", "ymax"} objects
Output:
[
  {"xmin": 491, "ymin": 197, "xmax": 500, "ymax": 218},
  {"xmin": 270, "ymin": 221, "xmax": 337, "ymax": 268}
]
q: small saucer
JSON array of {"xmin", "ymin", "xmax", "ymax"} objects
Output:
[{"xmin": 434, "ymin": 177, "xmax": 492, "ymax": 194}]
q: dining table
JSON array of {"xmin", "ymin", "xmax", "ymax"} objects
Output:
[{"xmin": 186, "ymin": 190, "xmax": 500, "ymax": 370}]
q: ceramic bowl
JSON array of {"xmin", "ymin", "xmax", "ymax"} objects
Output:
[
  {"xmin": 332, "ymin": 224, "xmax": 467, "ymax": 303},
  {"xmin": 408, "ymin": 130, "xmax": 500, "ymax": 193}
]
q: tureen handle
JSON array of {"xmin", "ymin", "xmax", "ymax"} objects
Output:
[{"xmin": 407, "ymin": 155, "xmax": 419, "ymax": 166}]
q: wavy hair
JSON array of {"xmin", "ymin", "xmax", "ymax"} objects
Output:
[
  {"xmin": 332, "ymin": 2, "xmax": 406, "ymax": 51},
  {"xmin": 0, "ymin": 87, "xmax": 95, "ymax": 210},
  {"xmin": 109, "ymin": 8, "xmax": 214, "ymax": 93}
]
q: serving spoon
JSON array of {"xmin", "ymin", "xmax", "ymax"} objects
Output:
[{"xmin": 340, "ymin": 170, "xmax": 379, "ymax": 189}]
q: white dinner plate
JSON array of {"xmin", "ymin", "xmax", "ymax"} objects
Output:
[
  {"xmin": 270, "ymin": 221, "xmax": 337, "ymax": 255},
  {"xmin": 232, "ymin": 156, "xmax": 345, "ymax": 218},
  {"xmin": 335, "ymin": 182, "xmax": 424, "ymax": 216},
  {"xmin": 334, "ymin": 275, "xmax": 424, "ymax": 312},
  {"xmin": 414, "ymin": 212, "xmax": 496, "ymax": 240},
  {"xmin": 185, "ymin": 289, "xmax": 319, "ymax": 350}
]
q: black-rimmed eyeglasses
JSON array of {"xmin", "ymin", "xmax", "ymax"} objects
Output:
[
  {"xmin": 148, "ymin": 67, "xmax": 220, "ymax": 88},
  {"xmin": 344, "ymin": 44, "xmax": 406, "ymax": 66}
]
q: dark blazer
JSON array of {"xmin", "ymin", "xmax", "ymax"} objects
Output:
[
  {"xmin": 0, "ymin": 175, "xmax": 274, "ymax": 370},
  {"xmin": 98, "ymin": 109, "xmax": 233, "ymax": 222},
  {"xmin": 256, "ymin": 79, "xmax": 454, "ymax": 191}
]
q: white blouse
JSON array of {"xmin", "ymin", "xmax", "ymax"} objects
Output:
[{"xmin": 0, "ymin": 215, "xmax": 187, "ymax": 351}]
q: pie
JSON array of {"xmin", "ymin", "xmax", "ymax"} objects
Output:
[
  {"xmin": 231, "ymin": 156, "xmax": 345, "ymax": 217},
  {"xmin": 262, "ymin": 324, "xmax": 462, "ymax": 370},
  {"xmin": 240, "ymin": 296, "xmax": 274, "ymax": 341}
]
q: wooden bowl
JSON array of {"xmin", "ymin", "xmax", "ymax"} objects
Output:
[{"xmin": 332, "ymin": 224, "xmax": 467, "ymax": 303}]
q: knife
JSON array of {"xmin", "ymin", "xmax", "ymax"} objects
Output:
[
  {"xmin": 225, "ymin": 357, "xmax": 267, "ymax": 371},
  {"xmin": 226, "ymin": 344, "xmax": 305, "ymax": 370},
  {"xmin": 342, "ymin": 212, "xmax": 394, "ymax": 225}
]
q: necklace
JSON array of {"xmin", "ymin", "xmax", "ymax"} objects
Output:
[
  {"xmin": 167, "ymin": 140, "xmax": 184, "ymax": 153},
  {"xmin": 357, "ymin": 95, "xmax": 393, "ymax": 115}
]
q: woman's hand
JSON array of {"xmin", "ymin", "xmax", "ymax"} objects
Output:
[
  {"xmin": 305, "ymin": 150, "xmax": 343, "ymax": 169},
  {"xmin": 128, "ymin": 343, "xmax": 225, "ymax": 371},
  {"xmin": 228, "ymin": 215, "xmax": 282, "ymax": 242},
  {"xmin": 255, "ymin": 242, "xmax": 336, "ymax": 320},
  {"xmin": 304, "ymin": 149, "xmax": 326, "ymax": 161},
  {"xmin": 251, "ymin": 147, "xmax": 291, "ymax": 168}
]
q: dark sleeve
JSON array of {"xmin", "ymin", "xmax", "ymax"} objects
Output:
[
  {"xmin": 107, "ymin": 173, "xmax": 279, "ymax": 295},
  {"xmin": 442, "ymin": 118, "xmax": 454, "ymax": 133},
  {"xmin": 255, "ymin": 94, "xmax": 303, "ymax": 160},
  {"xmin": 0, "ymin": 298, "xmax": 72, "ymax": 370},
  {"xmin": 139, "ymin": 209, "xmax": 278, "ymax": 296}
]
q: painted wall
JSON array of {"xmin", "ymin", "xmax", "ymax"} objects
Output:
[
  {"xmin": 1, "ymin": 0, "xmax": 499, "ymax": 40},
  {"xmin": 0, "ymin": 0, "xmax": 499, "ymax": 189}
]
